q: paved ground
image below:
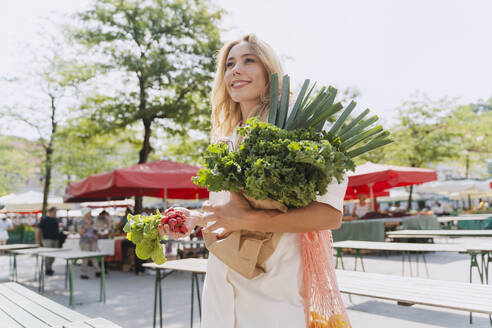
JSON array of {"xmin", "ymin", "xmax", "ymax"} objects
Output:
[{"xmin": 1, "ymin": 238, "xmax": 491, "ymax": 328}]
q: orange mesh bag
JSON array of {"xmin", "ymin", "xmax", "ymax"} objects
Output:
[{"xmin": 301, "ymin": 230, "xmax": 351, "ymax": 328}]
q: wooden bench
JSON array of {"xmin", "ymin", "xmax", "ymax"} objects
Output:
[
  {"xmin": 0, "ymin": 282, "xmax": 120, "ymax": 327},
  {"xmin": 336, "ymin": 270, "xmax": 492, "ymax": 324}
]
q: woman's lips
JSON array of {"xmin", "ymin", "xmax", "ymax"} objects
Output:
[{"xmin": 231, "ymin": 81, "xmax": 250, "ymax": 89}]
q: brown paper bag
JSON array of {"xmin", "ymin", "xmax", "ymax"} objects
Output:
[{"xmin": 204, "ymin": 193, "xmax": 287, "ymax": 279}]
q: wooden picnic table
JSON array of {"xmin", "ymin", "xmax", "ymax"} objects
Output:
[
  {"xmin": 8, "ymin": 247, "xmax": 67, "ymax": 282},
  {"xmin": 143, "ymin": 258, "xmax": 207, "ymax": 328},
  {"xmin": 387, "ymin": 229, "xmax": 492, "ymax": 239},
  {"xmin": 437, "ymin": 214, "xmax": 492, "ymax": 223},
  {"xmin": 37, "ymin": 250, "xmax": 111, "ymax": 307},
  {"xmin": 0, "ymin": 282, "xmax": 121, "ymax": 327},
  {"xmin": 0, "ymin": 244, "xmax": 38, "ymax": 251},
  {"xmin": 334, "ymin": 240, "xmax": 492, "ymax": 284},
  {"xmin": 336, "ymin": 270, "xmax": 492, "ymax": 325}
]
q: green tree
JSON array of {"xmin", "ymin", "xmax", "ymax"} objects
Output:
[
  {"xmin": 0, "ymin": 136, "xmax": 41, "ymax": 196},
  {"xmin": 444, "ymin": 103, "xmax": 492, "ymax": 178},
  {"xmin": 69, "ymin": 0, "xmax": 222, "ymax": 211},
  {"xmin": 2, "ymin": 51, "xmax": 88, "ymax": 215},
  {"xmin": 51, "ymin": 118, "xmax": 140, "ymax": 194},
  {"xmin": 158, "ymin": 134, "xmax": 209, "ymax": 166},
  {"xmin": 385, "ymin": 95, "xmax": 455, "ymax": 210}
]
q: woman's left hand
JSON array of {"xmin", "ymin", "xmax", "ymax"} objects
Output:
[{"xmin": 202, "ymin": 192, "xmax": 254, "ymax": 238}]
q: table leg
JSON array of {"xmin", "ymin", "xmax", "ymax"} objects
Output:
[
  {"xmin": 470, "ymin": 252, "xmax": 483, "ymax": 283},
  {"xmin": 159, "ymin": 271, "xmax": 163, "ymax": 328},
  {"xmin": 401, "ymin": 252, "xmax": 405, "ymax": 276},
  {"xmin": 8, "ymin": 253, "xmax": 12, "ymax": 278},
  {"xmin": 190, "ymin": 272, "xmax": 194, "ymax": 328},
  {"xmin": 153, "ymin": 270, "xmax": 159, "ymax": 328},
  {"xmin": 421, "ymin": 252, "xmax": 429, "ymax": 278},
  {"xmin": 354, "ymin": 249, "xmax": 365, "ymax": 272},
  {"xmin": 100, "ymin": 257, "xmax": 106, "ymax": 303},
  {"xmin": 10, "ymin": 254, "xmax": 17, "ymax": 282},
  {"xmin": 195, "ymin": 273, "xmax": 202, "ymax": 319},
  {"xmin": 65, "ymin": 261, "xmax": 68, "ymax": 289},
  {"xmin": 335, "ymin": 248, "xmax": 344, "ymax": 270},
  {"xmin": 39, "ymin": 256, "xmax": 45, "ymax": 293},
  {"xmin": 34, "ymin": 255, "xmax": 39, "ymax": 281},
  {"xmin": 69, "ymin": 259, "xmax": 74, "ymax": 308}
]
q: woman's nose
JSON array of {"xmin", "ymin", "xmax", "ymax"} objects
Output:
[{"xmin": 231, "ymin": 63, "xmax": 241, "ymax": 75}]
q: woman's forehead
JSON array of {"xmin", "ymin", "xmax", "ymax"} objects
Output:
[{"xmin": 227, "ymin": 42, "xmax": 253, "ymax": 60}]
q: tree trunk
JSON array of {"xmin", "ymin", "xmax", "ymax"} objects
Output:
[
  {"xmin": 42, "ymin": 148, "xmax": 53, "ymax": 216},
  {"xmin": 407, "ymin": 185, "xmax": 413, "ymax": 211},
  {"xmin": 134, "ymin": 75, "xmax": 151, "ymax": 214},
  {"xmin": 465, "ymin": 154, "xmax": 472, "ymax": 209},
  {"xmin": 42, "ymin": 96, "xmax": 57, "ymax": 216}
]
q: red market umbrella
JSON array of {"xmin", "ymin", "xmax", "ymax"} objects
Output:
[
  {"xmin": 347, "ymin": 162, "xmax": 437, "ymax": 210},
  {"xmin": 344, "ymin": 186, "xmax": 389, "ymax": 200},
  {"xmin": 63, "ymin": 160, "xmax": 209, "ymax": 206}
]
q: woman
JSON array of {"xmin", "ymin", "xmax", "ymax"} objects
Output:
[
  {"xmin": 78, "ymin": 207, "xmax": 101, "ymax": 279},
  {"xmin": 160, "ymin": 34, "xmax": 350, "ymax": 327},
  {"xmin": 352, "ymin": 193, "xmax": 370, "ymax": 219}
]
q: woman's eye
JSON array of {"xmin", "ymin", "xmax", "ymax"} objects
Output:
[
  {"xmin": 226, "ymin": 62, "xmax": 234, "ymax": 68},
  {"xmin": 245, "ymin": 58, "xmax": 255, "ymax": 63}
]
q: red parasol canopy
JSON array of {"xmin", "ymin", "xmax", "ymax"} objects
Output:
[
  {"xmin": 63, "ymin": 160, "xmax": 208, "ymax": 202},
  {"xmin": 348, "ymin": 162, "xmax": 437, "ymax": 190},
  {"xmin": 345, "ymin": 162, "xmax": 437, "ymax": 209},
  {"xmin": 344, "ymin": 186, "xmax": 389, "ymax": 200}
]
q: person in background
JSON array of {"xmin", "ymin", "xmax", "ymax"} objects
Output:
[
  {"xmin": 36, "ymin": 207, "xmax": 60, "ymax": 276},
  {"xmin": 352, "ymin": 194, "xmax": 370, "ymax": 219},
  {"xmin": 0, "ymin": 217, "xmax": 13, "ymax": 246},
  {"xmin": 431, "ymin": 201, "xmax": 444, "ymax": 216},
  {"xmin": 118, "ymin": 207, "xmax": 133, "ymax": 234},
  {"xmin": 95, "ymin": 210, "xmax": 112, "ymax": 238},
  {"xmin": 390, "ymin": 201, "xmax": 403, "ymax": 212},
  {"xmin": 78, "ymin": 207, "xmax": 101, "ymax": 279}
]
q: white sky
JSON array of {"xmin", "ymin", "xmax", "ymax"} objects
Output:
[{"xmin": 2, "ymin": 0, "xmax": 492, "ymax": 138}]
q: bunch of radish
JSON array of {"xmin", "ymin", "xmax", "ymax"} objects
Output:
[{"xmin": 158, "ymin": 208, "xmax": 189, "ymax": 235}]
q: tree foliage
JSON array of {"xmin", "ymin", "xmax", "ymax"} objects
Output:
[
  {"xmin": 0, "ymin": 136, "xmax": 41, "ymax": 196},
  {"xmin": 443, "ymin": 101, "xmax": 492, "ymax": 178},
  {"xmin": 68, "ymin": 0, "xmax": 222, "ymax": 211}
]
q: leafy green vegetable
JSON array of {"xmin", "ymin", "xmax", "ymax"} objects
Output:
[
  {"xmin": 123, "ymin": 210, "xmax": 166, "ymax": 265},
  {"xmin": 193, "ymin": 118, "xmax": 353, "ymax": 208}
]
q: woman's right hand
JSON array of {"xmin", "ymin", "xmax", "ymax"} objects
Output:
[{"xmin": 157, "ymin": 207, "xmax": 205, "ymax": 240}]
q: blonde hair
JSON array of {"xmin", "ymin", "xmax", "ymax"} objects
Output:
[{"xmin": 210, "ymin": 34, "xmax": 284, "ymax": 142}]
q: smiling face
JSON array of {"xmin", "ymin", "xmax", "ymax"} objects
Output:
[{"xmin": 224, "ymin": 42, "xmax": 268, "ymax": 107}]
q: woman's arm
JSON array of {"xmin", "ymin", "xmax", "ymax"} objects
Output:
[
  {"xmin": 248, "ymin": 202, "xmax": 342, "ymax": 232},
  {"xmin": 202, "ymin": 192, "xmax": 342, "ymax": 236}
]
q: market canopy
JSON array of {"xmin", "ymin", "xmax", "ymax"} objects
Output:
[
  {"xmin": 63, "ymin": 160, "xmax": 209, "ymax": 202},
  {"xmin": 415, "ymin": 179, "xmax": 492, "ymax": 196},
  {"xmin": 345, "ymin": 162, "xmax": 437, "ymax": 208},
  {"xmin": 347, "ymin": 162, "xmax": 438, "ymax": 191},
  {"xmin": 0, "ymin": 190, "xmax": 75, "ymax": 213}
]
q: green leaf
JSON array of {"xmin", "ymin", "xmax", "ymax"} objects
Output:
[
  {"xmin": 339, "ymin": 115, "xmax": 379, "ymax": 144},
  {"xmin": 343, "ymin": 126, "xmax": 384, "ymax": 150},
  {"xmin": 268, "ymin": 73, "xmax": 279, "ymax": 125},
  {"xmin": 285, "ymin": 79, "xmax": 310, "ymax": 130},
  {"xmin": 276, "ymin": 75, "xmax": 290, "ymax": 128},
  {"xmin": 339, "ymin": 108, "xmax": 370, "ymax": 138},
  {"xmin": 329, "ymin": 100, "xmax": 357, "ymax": 135}
]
